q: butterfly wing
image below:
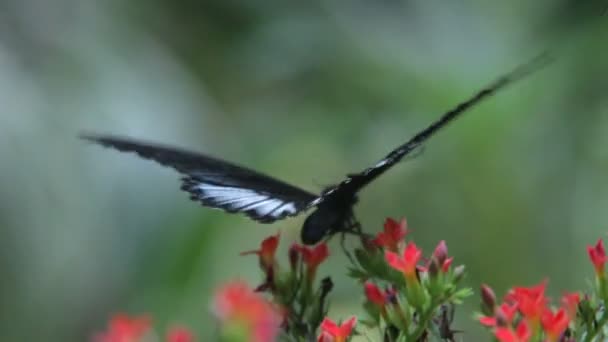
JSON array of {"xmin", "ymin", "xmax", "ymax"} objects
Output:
[
  {"xmin": 319, "ymin": 53, "xmax": 552, "ymax": 201},
  {"xmin": 81, "ymin": 134, "xmax": 319, "ymax": 223}
]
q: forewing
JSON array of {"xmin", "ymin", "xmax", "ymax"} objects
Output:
[
  {"xmin": 81, "ymin": 134, "xmax": 318, "ymax": 222},
  {"xmin": 318, "ymin": 53, "xmax": 552, "ymax": 203}
]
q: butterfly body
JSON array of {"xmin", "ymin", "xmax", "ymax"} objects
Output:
[
  {"xmin": 302, "ymin": 190, "xmax": 358, "ymax": 244},
  {"xmin": 82, "ymin": 54, "xmax": 550, "ymax": 244}
]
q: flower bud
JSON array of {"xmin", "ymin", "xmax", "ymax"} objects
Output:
[
  {"xmin": 480, "ymin": 284, "xmax": 496, "ymax": 316},
  {"xmin": 288, "ymin": 243, "xmax": 299, "ymax": 271},
  {"xmin": 428, "ymin": 259, "xmax": 440, "ymax": 278},
  {"xmin": 432, "ymin": 240, "xmax": 448, "ymax": 266},
  {"xmin": 364, "ymin": 282, "xmax": 386, "ymax": 307},
  {"xmin": 386, "ymin": 287, "xmax": 398, "ymax": 305},
  {"xmin": 453, "ymin": 265, "xmax": 466, "ymax": 283}
]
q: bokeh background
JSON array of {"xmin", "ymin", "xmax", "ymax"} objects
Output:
[{"xmin": 0, "ymin": 0, "xmax": 607, "ymax": 340}]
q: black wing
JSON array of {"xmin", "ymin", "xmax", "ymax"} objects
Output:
[
  {"xmin": 81, "ymin": 134, "xmax": 319, "ymax": 223},
  {"xmin": 319, "ymin": 53, "xmax": 552, "ymax": 201}
]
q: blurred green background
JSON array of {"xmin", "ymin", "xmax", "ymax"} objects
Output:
[{"xmin": 0, "ymin": 0, "xmax": 607, "ymax": 340}]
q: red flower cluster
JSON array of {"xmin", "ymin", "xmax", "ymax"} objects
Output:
[
  {"xmin": 479, "ymin": 281, "xmax": 579, "ymax": 342},
  {"xmin": 93, "ymin": 219, "xmax": 608, "ymax": 341},
  {"xmin": 213, "ymin": 280, "xmax": 283, "ymax": 342},
  {"xmin": 240, "ymin": 232, "xmax": 333, "ymax": 340},
  {"xmin": 93, "ymin": 314, "xmax": 193, "ymax": 342},
  {"xmin": 93, "ymin": 314, "xmax": 151, "ymax": 342},
  {"xmin": 350, "ymin": 217, "xmax": 469, "ymax": 340}
]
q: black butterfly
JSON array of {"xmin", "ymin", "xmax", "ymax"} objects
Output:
[{"xmin": 82, "ymin": 54, "xmax": 550, "ymax": 245}]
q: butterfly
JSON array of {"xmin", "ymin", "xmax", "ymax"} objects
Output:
[{"xmin": 82, "ymin": 54, "xmax": 550, "ymax": 245}]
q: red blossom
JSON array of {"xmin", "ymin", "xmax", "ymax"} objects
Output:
[
  {"xmin": 505, "ymin": 280, "xmax": 547, "ymax": 323},
  {"xmin": 364, "ymin": 282, "xmax": 386, "ymax": 307},
  {"xmin": 294, "ymin": 243, "xmax": 329, "ymax": 280},
  {"xmin": 93, "ymin": 314, "xmax": 151, "ymax": 342},
  {"xmin": 541, "ymin": 308, "xmax": 570, "ymax": 342},
  {"xmin": 373, "ymin": 218, "xmax": 408, "ymax": 251},
  {"xmin": 587, "ymin": 239, "xmax": 607, "ymax": 275},
  {"xmin": 318, "ymin": 316, "xmax": 357, "ymax": 342},
  {"xmin": 385, "ymin": 242, "xmax": 422, "ymax": 278},
  {"xmin": 296, "ymin": 243, "xmax": 329, "ymax": 266},
  {"xmin": 478, "ymin": 316, "xmax": 497, "ymax": 327},
  {"xmin": 495, "ymin": 321, "xmax": 531, "ymax": 342},
  {"xmin": 560, "ymin": 292, "xmax": 580, "ymax": 319},
  {"xmin": 241, "ymin": 232, "xmax": 280, "ymax": 272},
  {"xmin": 166, "ymin": 326, "xmax": 194, "ymax": 342},
  {"xmin": 213, "ymin": 280, "xmax": 282, "ymax": 342}
]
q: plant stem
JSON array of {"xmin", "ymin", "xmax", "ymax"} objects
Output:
[
  {"xmin": 584, "ymin": 308, "xmax": 608, "ymax": 342},
  {"xmin": 408, "ymin": 300, "xmax": 439, "ymax": 341}
]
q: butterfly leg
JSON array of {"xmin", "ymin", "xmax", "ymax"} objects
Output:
[
  {"xmin": 339, "ymin": 231, "xmax": 356, "ymax": 265},
  {"xmin": 337, "ymin": 214, "xmax": 374, "ymax": 264},
  {"xmin": 344, "ymin": 215, "xmax": 373, "ymax": 242}
]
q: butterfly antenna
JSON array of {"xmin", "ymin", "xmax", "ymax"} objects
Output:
[{"xmin": 388, "ymin": 52, "xmax": 553, "ymax": 163}]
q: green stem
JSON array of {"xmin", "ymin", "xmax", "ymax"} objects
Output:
[
  {"xmin": 407, "ymin": 300, "xmax": 440, "ymax": 341},
  {"xmin": 583, "ymin": 307, "xmax": 608, "ymax": 342}
]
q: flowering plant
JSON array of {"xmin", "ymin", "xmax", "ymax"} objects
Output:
[{"xmin": 92, "ymin": 218, "xmax": 608, "ymax": 342}]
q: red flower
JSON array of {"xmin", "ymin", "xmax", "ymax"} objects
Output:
[
  {"xmin": 93, "ymin": 314, "xmax": 151, "ymax": 342},
  {"xmin": 297, "ymin": 243, "xmax": 329, "ymax": 265},
  {"xmin": 317, "ymin": 316, "xmax": 357, "ymax": 342},
  {"xmin": 560, "ymin": 292, "xmax": 580, "ymax": 319},
  {"xmin": 478, "ymin": 316, "xmax": 497, "ymax": 327},
  {"xmin": 495, "ymin": 321, "xmax": 531, "ymax": 342},
  {"xmin": 166, "ymin": 326, "xmax": 194, "ymax": 342},
  {"xmin": 506, "ymin": 280, "xmax": 547, "ymax": 323},
  {"xmin": 385, "ymin": 242, "xmax": 422, "ymax": 278},
  {"xmin": 541, "ymin": 308, "xmax": 570, "ymax": 342},
  {"xmin": 241, "ymin": 232, "xmax": 280, "ymax": 272},
  {"xmin": 364, "ymin": 282, "xmax": 386, "ymax": 307},
  {"xmin": 294, "ymin": 243, "xmax": 329, "ymax": 280},
  {"xmin": 373, "ymin": 218, "xmax": 408, "ymax": 251},
  {"xmin": 213, "ymin": 280, "xmax": 282, "ymax": 342},
  {"xmin": 587, "ymin": 239, "xmax": 607, "ymax": 275}
]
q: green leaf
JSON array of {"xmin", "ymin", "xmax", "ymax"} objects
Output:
[
  {"xmin": 360, "ymin": 319, "xmax": 379, "ymax": 328},
  {"xmin": 363, "ymin": 301, "xmax": 381, "ymax": 322},
  {"xmin": 347, "ymin": 267, "xmax": 369, "ymax": 281}
]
